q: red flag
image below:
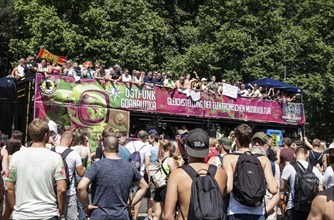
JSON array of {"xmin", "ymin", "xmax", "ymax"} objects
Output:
[{"xmin": 37, "ymin": 48, "xmax": 67, "ymax": 65}]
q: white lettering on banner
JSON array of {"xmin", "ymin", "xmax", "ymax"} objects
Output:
[
  {"xmin": 167, "ymin": 98, "xmax": 203, "ymax": 108},
  {"xmin": 125, "ymin": 89, "xmax": 156, "ymax": 100},
  {"xmin": 245, "ymin": 106, "xmax": 271, "ymax": 114},
  {"xmin": 121, "ymin": 99, "xmax": 157, "ymax": 110},
  {"xmin": 166, "ymin": 97, "xmax": 271, "ymax": 115},
  {"xmin": 222, "ymin": 83, "xmax": 238, "ymax": 99}
]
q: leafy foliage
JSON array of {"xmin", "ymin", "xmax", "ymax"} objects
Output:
[{"xmin": 0, "ymin": 0, "xmax": 333, "ymax": 140}]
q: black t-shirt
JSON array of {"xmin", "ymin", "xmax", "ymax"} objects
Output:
[
  {"xmin": 25, "ymin": 61, "xmax": 38, "ymax": 78},
  {"xmin": 111, "ymin": 71, "xmax": 121, "ymax": 80},
  {"xmin": 95, "ymin": 145, "xmax": 103, "ymax": 159}
]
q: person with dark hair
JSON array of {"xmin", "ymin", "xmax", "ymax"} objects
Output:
[
  {"xmin": 78, "ymin": 136, "xmax": 148, "ymax": 220},
  {"xmin": 223, "ymin": 124, "xmax": 278, "ymax": 220},
  {"xmin": 72, "ymin": 131, "xmax": 90, "ymax": 168},
  {"xmin": 6, "ymin": 138, "xmax": 21, "ymax": 156},
  {"xmin": 279, "ymin": 137, "xmax": 295, "ymax": 173},
  {"xmin": 164, "ymin": 128, "xmax": 227, "ymax": 220},
  {"xmin": 5, "ymin": 118, "xmax": 66, "ymax": 220}
]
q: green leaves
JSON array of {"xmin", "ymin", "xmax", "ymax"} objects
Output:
[{"xmin": 1, "ymin": 0, "xmax": 334, "ymax": 139}]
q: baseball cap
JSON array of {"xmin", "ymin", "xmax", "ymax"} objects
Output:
[
  {"xmin": 48, "ymin": 120, "xmax": 58, "ymax": 134},
  {"xmin": 178, "ymin": 129, "xmax": 188, "ymax": 135},
  {"xmin": 219, "ymin": 137, "xmax": 232, "ymax": 150},
  {"xmin": 323, "ymin": 143, "xmax": 334, "ymax": 154},
  {"xmin": 252, "ymin": 132, "xmax": 269, "ymax": 144},
  {"xmin": 148, "ymin": 129, "xmax": 158, "ymax": 134},
  {"xmin": 201, "ymin": 78, "xmax": 207, "ymax": 81},
  {"xmin": 186, "ymin": 128, "xmax": 210, "ymax": 158}
]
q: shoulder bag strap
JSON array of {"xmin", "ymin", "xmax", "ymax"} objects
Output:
[
  {"xmin": 132, "ymin": 141, "xmax": 137, "ymax": 152},
  {"xmin": 181, "ymin": 165, "xmax": 198, "ymax": 180},
  {"xmin": 61, "ymin": 148, "xmax": 73, "ymax": 159},
  {"xmin": 138, "ymin": 143, "xmax": 147, "ymax": 152},
  {"xmin": 208, "ymin": 164, "xmax": 217, "ymax": 177},
  {"xmin": 291, "ymin": 162, "xmax": 304, "ymax": 173},
  {"xmin": 307, "ymin": 161, "xmax": 314, "ymax": 171},
  {"xmin": 160, "ymin": 157, "xmax": 169, "ymax": 177}
]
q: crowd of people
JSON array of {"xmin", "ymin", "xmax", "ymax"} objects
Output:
[
  {"xmin": 7, "ymin": 57, "xmax": 299, "ymax": 102},
  {"xmin": 0, "ymin": 118, "xmax": 333, "ymax": 220}
]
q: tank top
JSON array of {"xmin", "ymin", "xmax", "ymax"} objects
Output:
[
  {"xmin": 150, "ymin": 145, "xmax": 159, "ymax": 163},
  {"xmin": 17, "ymin": 65, "xmax": 25, "ymax": 77}
]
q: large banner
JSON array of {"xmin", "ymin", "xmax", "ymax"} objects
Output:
[{"xmin": 34, "ymin": 74, "xmax": 305, "ymax": 135}]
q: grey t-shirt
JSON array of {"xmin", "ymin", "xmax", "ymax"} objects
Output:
[{"xmin": 85, "ymin": 158, "xmax": 142, "ymax": 220}]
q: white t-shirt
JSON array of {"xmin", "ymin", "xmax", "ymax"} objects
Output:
[
  {"xmin": 55, "ymin": 146, "xmax": 83, "ymax": 196},
  {"xmin": 125, "ymin": 141, "xmax": 151, "ymax": 175},
  {"xmin": 281, "ymin": 160, "xmax": 322, "ymax": 210},
  {"xmin": 5, "ymin": 148, "xmax": 66, "ymax": 220},
  {"xmin": 322, "ymin": 166, "xmax": 334, "ymax": 189},
  {"xmin": 122, "ymin": 74, "xmax": 132, "ymax": 83}
]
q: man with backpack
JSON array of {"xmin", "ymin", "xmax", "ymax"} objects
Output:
[
  {"xmin": 54, "ymin": 131, "xmax": 85, "ymax": 220},
  {"xmin": 280, "ymin": 142, "xmax": 322, "ymax": 220},
  {"xmin": 251, "ymin": 132, "xmax": 280, "ymax": 220},
  {"xmin": 223, "ymin": 124, "xmax": 278, "ymax": 220},
  {"xmin": 125, "ymin": 130, "xmax": 151, "ymax": 220},
  {"xmin": 164, "ymin": 128, "xmax": 227, "ymax": 220}
]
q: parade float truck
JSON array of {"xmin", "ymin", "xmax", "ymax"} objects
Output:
[{"xmin": 31, "ymin": 74, "xmax": 305, "ymax": 150}]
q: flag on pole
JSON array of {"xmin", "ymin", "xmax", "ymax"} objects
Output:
[{"xmin": 37, "ymin": 48, "xmax": 67, "ymax": 65}]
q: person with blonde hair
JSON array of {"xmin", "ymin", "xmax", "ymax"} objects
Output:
[{"xmin": 151, "ymin": 140, "xmax": 178, "ymax": 220}]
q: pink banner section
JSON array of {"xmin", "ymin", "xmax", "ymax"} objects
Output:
[{"xmin": 34, "ymin": 74, "xmax": 305, "ymax": 125}]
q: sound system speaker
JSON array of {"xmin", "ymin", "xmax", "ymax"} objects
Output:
[{"xmin": 0, "ymin": 78, "xmax": 17, "ymax": 136}]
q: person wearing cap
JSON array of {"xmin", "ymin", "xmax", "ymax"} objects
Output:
[
  {"xmin": 174, "ymin": 129, "xmax": 188, "ymax": 165},
  {"xmin": 164, "ymin": 128, "xmax": 227, "ymax": 220},
  {"xmin": 48, "ymin": 120, "xmax": 61, "ymax": 147},
  {"xmin": 207, "ymin": 137, "xmax": 232, "ymax": 168},
  {"xmin": 251, "ymin": 132, "xmax": 280, "ymax": 220},
  {"xmin": 321, "ymin": 143, "xmax": 334, "ymax": 189},
  {"xmin": 223, "ymin": 124, "xmax": 277, "ymax": 220},
  {"xmin": 280, "ymin": 142, "xmax": 323, "ymax": 220},
  {"xmin": 201, "ymin": 78, "xmax": 208, "ymax": 91}
]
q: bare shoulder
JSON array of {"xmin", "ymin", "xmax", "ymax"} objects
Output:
[{"xmin": 258, "ymin": 155, "xmax": 270, "ymax": 167}]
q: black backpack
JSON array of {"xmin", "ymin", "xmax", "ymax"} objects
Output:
[
  {"xmin": 232, "ymin": 152, "xmax": 266, "ymax": 207},
  {"xmin": 51, "ymin": 147, "xmax": 73, "ymax": 189},
  {"xmin": 291, "ymin": 161, "xmax": 319, "ymax": 212},
  {"xmin": 180, "ymin": 164, "xmax": 226, "ymax": 220}
]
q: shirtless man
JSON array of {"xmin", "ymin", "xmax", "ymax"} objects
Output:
[
  {"xmin": 164, "ymin": 128, "xmax": 227, "ymax": 220},
  {"xmin": 307, "ymin": 185, "xmax": 334, "ymax": 220},
  {"xmin": 223, "ymin": 124, "xmax": 278, "ymax": 219}
]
